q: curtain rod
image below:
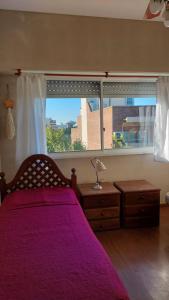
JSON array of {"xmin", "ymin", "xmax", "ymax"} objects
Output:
[
  {"xmin": 14, "ymin": 69, "xmax": 159, "ymax": 79},
  {"xmin": 45, "ymin": 73, "xmax": 158, "ymax": 79}
]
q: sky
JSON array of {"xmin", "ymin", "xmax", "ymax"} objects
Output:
[
  {"xmin": 46, "ymin": 97, "xmax": 156, "ymax": 124},
  {"xmin": 134, "ymin": 97, "xmax": 156, "ymax": 106},
  {"xmin": 46, "ymin": 98, "xmax": 81, "ymax": 123}
]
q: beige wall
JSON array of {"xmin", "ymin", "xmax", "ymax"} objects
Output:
[
  {"xmin": 0, "ymin": 10, "xmax": 169, "ymax": 73},
  {"xmin": 0, "ymin": 10, "xmax": 169, "ymax": 203},
  {"xmin": 56, "ymin": 154, "xmax": 169, "ymax": 204},
  {"xmin": 0, "ymin": 75, "xmax": 17, "ymax": 181}
]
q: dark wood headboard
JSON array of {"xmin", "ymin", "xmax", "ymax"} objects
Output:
[{"xmin": 0, "ymin": 154, "xmax": 77, "ymax": 202}]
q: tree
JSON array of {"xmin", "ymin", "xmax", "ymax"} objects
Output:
[
  {"xmin": 46, "ymin": 127, "xmax": 86, "ymax": 152},
  {"xmin": 46, "ymin": 127, "xmax": 71, "ymax": 152},
  {"xmin": 46, "ymin": 127, "xmax": 56, "ymax": 152},
  {"xmin": 72, "ymin": 140, "xmax": 86, "ymax": 151}
]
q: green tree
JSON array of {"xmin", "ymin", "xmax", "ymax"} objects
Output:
[
  {"xmin": 46, "ymin": 127, "xmax": 71, "ymax": 152},
  {"xmin": 46, "ymin": 127, "xmax": 86, "ymax": 153},
  {"xmin": 72, "ymin": 140, "xmax": 86, "ymax": 151},
  {"xmin": 46, "ymin": 127, "xmax": 56, "ymax": 152}
]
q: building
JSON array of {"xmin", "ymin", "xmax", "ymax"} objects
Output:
[
  {"xmin": 71, "ymin": 98, "xmax": 155, "ymax": 150},
  {"xmin": 46, "ymin": 118, "xmax": 57, "ymax": 130}
]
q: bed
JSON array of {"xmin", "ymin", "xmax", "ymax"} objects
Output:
[{"xmin": 0, "ymin": 154, "xmax": 129, "ymax": 300}]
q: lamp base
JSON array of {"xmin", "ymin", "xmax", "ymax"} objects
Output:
[{"xmin": 92, "ymin": 182, "xmax": 103, "ymax": 190}]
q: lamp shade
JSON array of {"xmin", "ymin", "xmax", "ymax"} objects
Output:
[
  {"xmin": 90, "ymin": 158, "xmax": 107, "ymax": 190},
  {"xmin": 95, "ymin": 159, "xmax": 107, "ymax": 172},
  {"xmin": 149, "ymin": 0, "xmax": 164, "ymax": 14}
]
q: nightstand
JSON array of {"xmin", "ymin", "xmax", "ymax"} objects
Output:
[
  {"xmin": 78, "ymin": 182, "xmax": 120, "ymax": 231},
  {"xmin": 114, "ymin": 180, "xmax": 160, "ymax": 228}
]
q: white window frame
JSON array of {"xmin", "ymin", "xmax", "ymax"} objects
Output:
[{"xmin": 46, "ymin": 75, "xmax": 156, "ymax": 159}]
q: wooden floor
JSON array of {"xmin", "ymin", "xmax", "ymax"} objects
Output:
[{"xmin": 96, "ymin": 207, "xmax": 169, "ymax": 300}]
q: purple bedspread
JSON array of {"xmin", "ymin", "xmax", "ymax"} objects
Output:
[{"xmin": 0, "ymin": 187, "xmax": 129, "ymax": 300}]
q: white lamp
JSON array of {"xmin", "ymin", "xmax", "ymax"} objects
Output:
[
  {"xmin": 149, "ymin": 0, "xmax": 164, "ymax": 14},
  {"xmin": 90, "ymin": 158, "xmax": 106, "ymax": 190}
]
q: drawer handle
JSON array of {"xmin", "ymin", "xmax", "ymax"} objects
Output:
[
  {"xmin": 138, "ymin": 196, "xmax": 145, "ymax": 200},
  {"xmin": 100, "ymin": 200, "xmax": 105, "ymax": 204},
  {"xmin": 139, "ymin": 208, "xmax": 145, "ymax": 213},
  {"xmin": 100, "ymin": 212, "xmax": 104, "ymax": 217}
]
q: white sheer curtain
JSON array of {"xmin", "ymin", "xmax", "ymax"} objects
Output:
[
  {"xmin": 16, "ymin": 73, "xmax": 47, "ymax": 165},
  {"xmin": 154, "ymin": 77, "xmax": 169, "ymax": 161},
  {"xmin": 139, "ymin": 106, "xmax": 155, "ymax": 147}
]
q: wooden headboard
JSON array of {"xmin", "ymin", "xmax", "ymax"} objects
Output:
[{"xmin": 0, "ymin": 154, "xmax": 77, "ymax": 202}]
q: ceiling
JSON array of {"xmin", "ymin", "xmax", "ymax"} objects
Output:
[{"xmin": 0, "ymin": 0, "xmax": 163, "ymax": 21}]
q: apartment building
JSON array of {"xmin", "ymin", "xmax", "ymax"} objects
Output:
[{"xmin": 71, "ymin": 98, "xmax": 155, "ymax": 150}]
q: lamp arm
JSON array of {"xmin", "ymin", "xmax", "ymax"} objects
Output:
[
  {"xmin": 91, "ymin": 158, "xmax": 99, "ymax": 184},
  {"xmin": 90, "ymin": 158, "xmax": 96, "ymax": 169},
  {"xmin": 96, "ymin": 171, "xmax": 99, "ymax": 184}
]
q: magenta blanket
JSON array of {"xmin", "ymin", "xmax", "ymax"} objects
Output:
[{"xmin": 0, "ymin": 187, "xmax": 129, "ymax": 300}]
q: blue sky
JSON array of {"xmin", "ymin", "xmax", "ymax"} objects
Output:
[
  {"xmin": 134, "ymin": 97, "xmax": 156, "ymax": 106},
  {"xmin": 46, "ymin": 98, "xmax": 81, "ymax": 123},
  {"xmin": 46, "ymin": 97, "xmax": 156, "ymax": 124}
]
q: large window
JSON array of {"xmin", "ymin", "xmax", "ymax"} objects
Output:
[{"xmin": 46, "ymin": 80, "xmax": 156, "ymax": 155}]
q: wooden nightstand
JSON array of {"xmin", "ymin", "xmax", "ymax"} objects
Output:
[
  {"xmin": 78, "ymin": 182, "xmax": 120, "ymax": 232},
  {"xmin": 114, "ymin": 180, "xmax": 160, "ymax": 228}
]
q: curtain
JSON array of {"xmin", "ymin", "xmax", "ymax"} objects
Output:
[
  {"xmin": 154, "ymin": 77, "xmax": 169, "ymax": 161},
  {"xmin": 139, "ymin": 106, "xmax": 155, "ymax": 147},
  {"xmin": 16, "ymin": 74, "xmax": 47, "ymax": 165}
]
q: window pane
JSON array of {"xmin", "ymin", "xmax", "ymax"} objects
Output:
[
  {"xmin": 103, "ymin": 97, "xmax": 156, "ymax": 150},
  {"xmin": 46, "ymin": 98, "xmax": 101, "ymax": 153}
]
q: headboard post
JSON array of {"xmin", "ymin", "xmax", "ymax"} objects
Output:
[
  {"xmin": 71, "ymin": 168, "xmax": 79, "ymax": 198},
  {"xmin": 0, "ymin": 172, "xmax": 7, "ymax": 202},
  {"xmin": 71, "ymin": 168, "xmax": 77, "ymax": 189}
]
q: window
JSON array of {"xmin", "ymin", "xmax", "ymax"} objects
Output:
[{"xmin": 46, "ymin": 79, "xmax": 156, "ymax": 155}]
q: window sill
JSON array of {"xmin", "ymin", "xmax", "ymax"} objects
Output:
[{"xmin": 48, "ymin": 147, "xmax": 154, "ymax": 160}]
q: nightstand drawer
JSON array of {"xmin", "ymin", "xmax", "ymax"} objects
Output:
[
  {"xmin": 89, "ymin": 218, "xmax": 120, "ymax": 231},
  {"xmin": 78, "ymin": 183, "xmax": 121, "ymax": 231},
  {"xmin": 83, "ymin": 194, "xmax": 120, "ymax": 209},
  {"xmin": 124, "ymin": 216, "xmax": 159, "ymax": 228},
  {"xmin": 85, "ymin": 207, "xmax": 120, "ymax": 220},
  {"xmin": 125, "ymin": 191, "xmax": 160, "ymax": 205},
  {"xmin": 125, "ymin": 204, "xmax": 159, "ymax": 217}
]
